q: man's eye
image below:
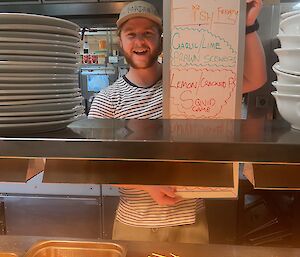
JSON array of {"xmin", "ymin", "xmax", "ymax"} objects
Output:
[
  {"xmin": 127, "ymin": 33, "xmax": 135, "ymax": 38},
  {"xmin": 145, "ymin": 32, "xmax": 153, "ymax": 37}
]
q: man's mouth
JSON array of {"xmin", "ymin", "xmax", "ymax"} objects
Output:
[{"xmin": 133, "ymin": 49, "xmax": 148, "ymax": 55}]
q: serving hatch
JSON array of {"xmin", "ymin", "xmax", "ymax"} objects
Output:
[{"xmin": 23, "ymin": 241, "xmax": 126, "ymax": 257}]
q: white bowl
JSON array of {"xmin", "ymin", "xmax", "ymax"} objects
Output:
[
  {"xmin": 272, "ymin": 63, "xmax": 300, "ymax": 84},
  {"xmin": 272, "ymin": 81, "xmax": 300, "ymax": 94},
  {"xmin": 281, "ymin": 10, "xmax": 300, "ymax": 21},
  {"xmin": 271, "ymin": 91, "xmax": 300, "ymax": 130},
  {"xmin": 277, "ymin": 34, "xmax": 300, "ymax": 48},
  {"xmin": 273, "ymin": 62, "xmax": 300, "ymax": 78},
  {"xmin": 280, "ymin": 14, "xmax": 300, "ymax": 34},
  {"xmin": 274, "ymin": 48, "xmax": 300, "ymax": 73}
]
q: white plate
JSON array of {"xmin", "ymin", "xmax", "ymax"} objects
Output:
[
  {"xmin": 0, "ymin": 13, "xmax": 80, "ymax": 31},
  {"xmin": 273, "ymin": 62, "xmax": 300, "ymax": 76},
  {"xmin": 0, "ymin": 82, "xmax": 78, "ymax": 89},
  {"xmin": 0, "ymin": 42, "xmax": 78, "ymax": 53},
  {"xmin": 0, "ymin": 24, "xmax": 79, "ymax": 37},
  {"xmin": 0, "ymin": 37, "xmax": 80, "ymax": 48},
  {"xmin": 0, "ymin": 88, "xmax": 80, "ymax": 95},
  {"xmin": 0, "ymin": 105, "xmax": 84, "ymax": 117},
  {"xmin": 0, "ymin": 112, "xmax": 77, "ymax": 124},
  {"xmin": 0, "ymin": 96, "xmax": 83, "ymax": 106},
  {"xmin": 0, "ymin": 64, "xmax": 78, "ymax": 74},
  {"xmin": 0, "ymin": 100, "xmax": 82, "ymax": 112},
  {"xmin": 0, "ymin": 92, "xmax": 80, "ymax": 101},
  {"xmin": 0, "ymin": 49, "xmax": 77, "ymax": 58},
  {"xmin": 0, "ymin": 73, "xmax": 78, "ymax": 78},
  {"xmin": 0, "ymin": 31, "xmax": 78, "ymax": 43},
  {"xmin": 0, "ymin": 54, "xmax": 78, "ymax": 64},
  {"xmin": 0, "ymin": 61, "xmax": 78, "ymax": 68},
  {"xmin": 0, "ymin": 115, "xmax": 84, "ymax": 134},
  {"xmin": 0, "ymin": 77, "xmax": 78, "ymax": 84}
]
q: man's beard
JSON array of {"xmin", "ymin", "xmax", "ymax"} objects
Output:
[{"xmin": 120, "ymin": 45, "xmax": 162, "ymax": 69}]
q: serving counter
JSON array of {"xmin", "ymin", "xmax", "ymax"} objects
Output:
[
  {"xmin": 0, "ymin": 118, "xmax": 300, "ymax": 256},
  {"xmin": 0, "ymin": 118, "xmax": 299, "ymax": 185},
  {"xmin": 1, "ymin": 235, "xmax": 300, "ymax": 257}
]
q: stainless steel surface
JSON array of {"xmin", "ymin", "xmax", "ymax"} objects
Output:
[
  {"xmin": 0, "ymin": 2, "xmax": 125, "ymax": 15},
  {"xmin": 0, "ymin": 235, "xmax": 300, "ymax": 257},
  {"xmin": 24, "ymin": 241, "xmax": 126, "ymax": 257},
  {"xmin": 0, "ymin": 202, "xmax": 5, "ymax": 235},
  {"xmin": 43, "ymin": 0, "xmax": 97, "ymax": 3},
  {"xmin": 0, "ymin": 118, "xmax": 300, "ymax": 163},
  {"xmin": 0, "ymin": 2, "xmax": 126, "ymax": 27},
  {"xmin": 0, "ymin": 159, "xmax": 29, "ymax": 182},
  {"xmin": 102, "ymin": 196, "xmax": 118, "ymax": 240},
  {"xmin": 0, "ymin": 1, "xmax": 162, "ymax": 27},
  {"xmin": 4, "ymin": 196, "xmax": 101, "ymax": 238},
  {"xmin": 0, "ymin": 172, "xmax": 101, "ymax": 196},
  {"xmin": 0, "ymin": 0, "xmax": 40, "ymax": 4},
  {"xmin": 43, "ymin": 160, "xmax": 235, "ymax": 186}
]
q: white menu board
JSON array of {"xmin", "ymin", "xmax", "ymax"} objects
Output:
[{"xmin": 163, "ymin": 0, "xmax": 246, "ymax": 119}]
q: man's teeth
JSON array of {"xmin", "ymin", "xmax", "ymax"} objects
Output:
[{"xmin": 134, "ymin": 50, "xmax": 147, "ymax": 54}]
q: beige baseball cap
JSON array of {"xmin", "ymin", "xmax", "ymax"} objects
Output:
[{"xmin": 116, "ymin": 1, "xmax": 162, "ymax": 29}]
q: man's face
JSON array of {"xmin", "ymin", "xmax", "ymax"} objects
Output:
[{"xmin": 119, "ymin": 18, "xmax": 162, "ymax": 69}]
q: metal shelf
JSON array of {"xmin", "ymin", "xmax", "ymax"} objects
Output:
[
  {"xmin": 0, "ymin": 118, "xmax": 299, "ymax": 163},
  {"xmin": 0, "ymin": 118, "xmax": 299, "ymax": 186}
]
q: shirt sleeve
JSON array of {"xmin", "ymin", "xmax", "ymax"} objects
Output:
[{"xmin": 88, "ymin": 90, "xmax": 114, "ymax": 119}]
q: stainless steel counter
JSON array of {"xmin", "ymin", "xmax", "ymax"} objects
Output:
[
  {"xmin": 0, "ymin": 118, "xmax": 299, "ymax": 163},
  {"xmin": 1, "ymin": 235, "xmax": 300, "ymax": 257}
]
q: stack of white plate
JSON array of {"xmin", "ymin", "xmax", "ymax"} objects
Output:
[
  {"xmin": 0, "ymin": 13, "xmax": 84, "ymax": 134},
  {"xmin": 272, "ymin": 11, "xmax": 300, "ymax": 130}
]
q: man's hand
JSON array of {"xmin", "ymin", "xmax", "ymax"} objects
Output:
[
  {"xmin": 246, "ymin": 0, "xmax": 263, "ymax": 26},
  {"xmin": 144, "ymin": 186, "xmax": 182, "ymax": 206},
  {"xmin": 115, "ymin": 185, "xmax": 182, "ymax": 206}
]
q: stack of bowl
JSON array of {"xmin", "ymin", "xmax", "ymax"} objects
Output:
[
  {"xmin": 272, "ymin": 11, "xmax": 300, "ymax": 130},
  {"xmin": 0, "ymin": 13, "xmax": 84, "ymax": 134}
]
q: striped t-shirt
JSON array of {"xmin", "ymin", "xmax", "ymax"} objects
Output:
[{"xmin": 89, "ymin": 75, "xmax": 204, "ymax": 228}]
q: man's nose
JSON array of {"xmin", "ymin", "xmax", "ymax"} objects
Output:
[{"xmin": 135, "ymin": 34, "xmax": 146, "ymax": 42}]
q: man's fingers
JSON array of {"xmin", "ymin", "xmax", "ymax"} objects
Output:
[{"xmin": 161, "ymin": 187, "xmax": 177, "ymax": 198}]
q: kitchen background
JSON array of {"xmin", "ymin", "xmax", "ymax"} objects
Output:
[{"xmin": 0, "ymin": 0, "xmax": 299, "ymax": 248}]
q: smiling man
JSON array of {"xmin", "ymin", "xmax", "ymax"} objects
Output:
[{"xmin": 89, "ymin": 0, "xmax": 267, "ymax": 243}]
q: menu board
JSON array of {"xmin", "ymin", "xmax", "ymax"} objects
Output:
[{"xmin": 163, "ymin": 0, "xmax": 246, "ymax": 119}]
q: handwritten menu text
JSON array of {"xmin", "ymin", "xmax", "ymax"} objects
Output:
[{"xmin": 169, "ymin": 0, "xmax": 241, "ymax": 119}]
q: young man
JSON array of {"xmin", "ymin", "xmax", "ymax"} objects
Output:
[{"xmin": 89, "ymin": 0, "xmax": 267, "ymax": 243}]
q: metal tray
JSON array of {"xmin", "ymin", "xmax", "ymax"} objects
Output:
[
  {"xmin": 0, "ymin": 253, "xmax": 18, "ymax": 257},
  {"xmin": 23, "ymin": 241, "xmax": 126, "ymax": 257}
]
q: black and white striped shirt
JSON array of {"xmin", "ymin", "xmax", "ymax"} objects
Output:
[{"xmin": 89, "ymin": 76, "xmax": 204, "ymax": 228}]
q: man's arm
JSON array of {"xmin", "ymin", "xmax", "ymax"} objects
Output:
[{"xmin": 243, "ymin": 0, "xmax": 267, "ymax": 94}]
